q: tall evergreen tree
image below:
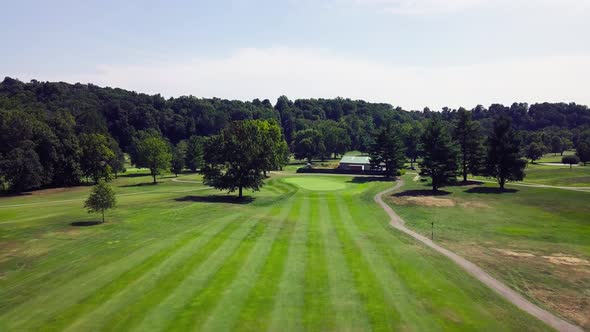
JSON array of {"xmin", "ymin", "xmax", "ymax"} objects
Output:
[
  {"xmin": 420, "ymin": 117, "xmax": 459, "ymax": 191},
  {"xmin": 369, "ymin": 123, "xmax": 406, "ymax": 178},
  {"xmin": 453, "ymin": 108, "xmax": 485, "ymax": 182},
  {"xmin": 485, "ymin": 116, "xmax": 527, "ymax": 190}
]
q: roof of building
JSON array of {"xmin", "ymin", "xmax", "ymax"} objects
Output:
[{"xmin": 339, "ymin": 155, "xmax": 371, "ymax": 164}]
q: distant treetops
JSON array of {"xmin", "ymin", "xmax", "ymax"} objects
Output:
[{"xmin": 1, "ymin": 77, "xmax": 590, "ymax": 193}]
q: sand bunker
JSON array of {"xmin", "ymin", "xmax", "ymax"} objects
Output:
[{"xmin": 542, "ymin": 254, "xmax": 590, "ymax": 266}]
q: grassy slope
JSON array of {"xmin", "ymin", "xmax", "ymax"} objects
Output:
[
  {"xmin": 524, "ymin": 163, "xmax": 590, "ymax": 187},
  {"xmin": 0, "ymin": 173, "xmax": 551, "ymax": 331},
  {"xmin": 388, "ymin": 175, "xmax": 590, "ymax": 328}
]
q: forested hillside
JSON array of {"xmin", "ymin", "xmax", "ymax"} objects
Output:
[{"xmin": 1, "ymin": 76, "xmax": 590, "ymax": 192}]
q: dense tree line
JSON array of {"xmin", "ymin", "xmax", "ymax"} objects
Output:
[{"xmin": 1, "ymin": 77, "xmax": 590, "ymax": 192}]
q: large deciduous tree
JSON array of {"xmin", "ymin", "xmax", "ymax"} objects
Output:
[
  {"xmin": 171, "ymin": 141, "xmax": 187, "ymax": 177},
  {"xmin": 485, "ymin": 116, "xmax": 527, "ymax": 190},
  {"xmin": 134, "ymin": 131, "xmax": 172, "ymax": 184},
  {"xmin": 453, "ymin": 108, "xmax": 485, "ymax": 182},
  {"xmin": 402, "ymin": 122, "xmax": 422, "ymax": 169},
  {"xmin": 0, "ymin": 141, "xmax": 44, "ymax": 192},
  {"xmin": 420, "ymin": 117, "xmax": 459, "ymax": 191},
  {"xmin": 185, "ymin": 135, "xmax": 204, "ymax": 172},
  {"xmin": 202, "ymin": 120, "xmax": 269, "ymax": 198},
  {"xmin": 576, "ymin": 140, "xmax": 590, "ymax": 165},
  {"xmin": 292, "ymin": 129, "xmax": 324, "ymax": 164},
  {"xmin": 525, "ymin": 142, "xmax": 545, "ymax": 163},
  {"xmin": 369, "ymin": 123, "xmax": 406, "ymax": 178},
  {"xmin": 80, "ymin": 133, "xmax": 115, "ymax": 184}
]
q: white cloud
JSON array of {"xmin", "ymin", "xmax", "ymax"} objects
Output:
[
  {"xmin": 352, "ymin": 0, "xmax": 590, "ymax": 16},
  {"xmin": 16, "ymin": 47, "xmax": 590, "ymax": 111},
  {"xmin": 353, "ymin": 0, "xmax": 485, "ymax": 15}
]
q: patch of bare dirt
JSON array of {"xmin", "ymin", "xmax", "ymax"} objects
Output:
[
  {"xmin": 542, "ymin": 254, "xmax": 590, "ymax": 266},
  {"xmin": 494, "ymin": 248, "xmax": 536, "ymax": 258},
  {"xmin": 389, "ymin": 196, "xmax": 455, "ymax": 207}
]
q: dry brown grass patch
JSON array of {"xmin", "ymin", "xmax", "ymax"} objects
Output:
[{"xmin": 389, "ymin": 196, "xmax": 455, "ymax": 207}]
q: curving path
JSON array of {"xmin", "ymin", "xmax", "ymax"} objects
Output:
[{"xmin": 375, "ymin": 179, "xmax": 583, "ymax": 332}]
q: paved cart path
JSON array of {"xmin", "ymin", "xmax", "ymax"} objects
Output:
[{"xmin": 375, "ymin": 179, "xmax": 583, "ymax": 332}]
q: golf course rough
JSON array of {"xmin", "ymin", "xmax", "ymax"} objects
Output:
[{"xmin": 0, "ymin": 174, "xmax": 552, "ymax": 331}]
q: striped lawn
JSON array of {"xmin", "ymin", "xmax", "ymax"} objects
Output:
[{"xmin": 0, "ymin": 174, "xmax": 552, "ymax": 331}]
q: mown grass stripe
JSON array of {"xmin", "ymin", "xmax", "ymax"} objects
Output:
[
  {"xmin": 165, "ymin": 219, "xmax": 273, "ymax": 331},
  {"xmin": 319, "ymin": 194, "xmax": 372, "ymax": 331},
  {"xmin": 212, "ymin": 196, "xmax": 302, "ymax": 331},
  {"xmin": 197, "ymin": 198, "xmax": 297, "ymax": 332},
  {"xmin": 62, "ymin": 212, "xmax": 247, "ymax": 332},
  {"xmin": 302, "ymin": 192, "xmax": 334, "ymax": 331},
  {"xmin": 340, "ymin": 193, "xmax": 437, "ymax": 330},
  {"xmin": 131, "ymin": 206, "xmax": 276, "ymax": 332},
  {"xmin": 267, "ymin": 194, "xmax": 310, "ymax": 332},
  {"xmin": 328, "ymin": 193, "xmax": 399, "ymax": 331},
  {"xmin": 2, "ymin": 209, "xmax": 222, "ymax": 330}
]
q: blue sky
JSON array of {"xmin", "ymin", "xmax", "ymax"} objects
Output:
[{"xmin": 2, "ymin": 0, "xmax": 589, "ymax": 110}]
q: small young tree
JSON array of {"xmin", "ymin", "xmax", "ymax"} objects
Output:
[
  {"xmin": 562, "ymin": 155, "xmax": 580, "ymax": 169},
  {"xmin": 525, "ymin": 142, "xmax": 545, "ymax": 163},
  {"xmin": 84, "ymin": 180, "xmax": 116, "ymax": 223}
]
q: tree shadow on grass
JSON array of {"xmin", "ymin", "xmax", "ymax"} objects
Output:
[
  {"xmin": 0, "ymin": 192, "xmax": 32, "ymax": 197},
  {"xmin": 348, "ymin": 176, "xmax": 393, "ymax": 183},
  {"xmin": 71, "ymin": 221, "xmax": 103, "ymax": 227},
  {"xmin": 118, "ymin": 182, "xmax": 158, "ymax": 188},
  {"xmin": 447, "ymin": 180, "xmax": 484, "ymax": 187},
  {"xmin": 174, "ymin": 195, "xmax": 255, "ymax": 205},
  {"xmin": 464, "ymin": 187, "xmax": 518, "ymax": 194},
  {"xmin": 393, "ymin": 189, "xmax": 451, "ymax": 197},
  {"xmin": 118, "ymin": 173, "xmax": 150, "ymax": 178}
]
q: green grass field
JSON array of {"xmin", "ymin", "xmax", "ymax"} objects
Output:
[
  {"xmin": 524, "ymin": 163, "xmax": 590, "ymax": 187},
  {"xmin": 0, "ymin": 172, "xmax": 552, "ymax": 331},
  {"xmin": 388, "ymin": 175, "xmax": 590, "ymax": 328}
]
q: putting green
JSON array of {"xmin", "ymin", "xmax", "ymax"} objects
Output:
[{"xmin": 282, "ymin": 176, "xmax": 346, "ymax": 191}]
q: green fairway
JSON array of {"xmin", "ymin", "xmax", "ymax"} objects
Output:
[
  {"xmin": 387, "ymin": 175, "xmax": 590, "ymax": 328},
  {"xmin": 0, "ymin": 173, "xmax": 552, "ymax": 331},
  {"xmin": 523, "ymin": 163, "xmax": 590, "ymax": 187}
]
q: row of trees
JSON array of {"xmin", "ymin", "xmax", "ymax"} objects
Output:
[
  {"xmin": 369, "ymin": 112, "xmax": 528, "ymax": 191},
  {"xmin": 2, "ymin": 77, "xmax": 590, "ymax": 192}
]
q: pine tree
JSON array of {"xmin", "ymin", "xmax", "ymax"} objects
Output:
[
  {"xmin": 420, "ymin": 117, "xmax": 459, "ymax": 191},
  {"xmin": 369, "ymin": 123, "xmax": 406, "ymax": 178},
  {"xmin": 485, "ymin": 116, "xmax": 527, "ymax": 189}
]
